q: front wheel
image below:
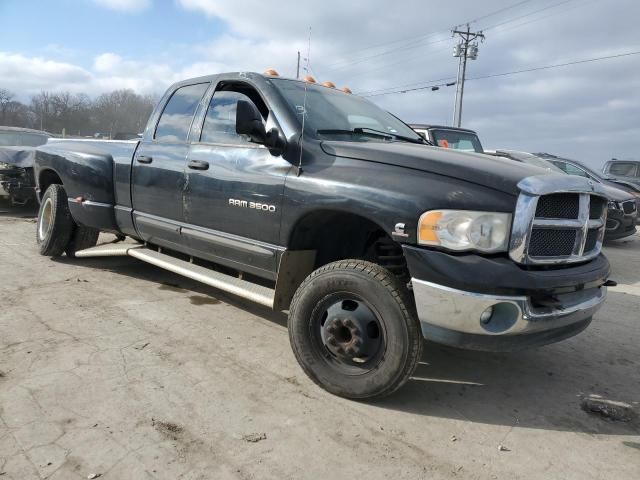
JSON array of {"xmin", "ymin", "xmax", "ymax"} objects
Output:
[
  {"xmin": 288, "ymin": 260, "xmax": 423, "ymax": 399},
  {"xmin": 36, "ymin": 184, "xmax": 75, "ymax": 256}
]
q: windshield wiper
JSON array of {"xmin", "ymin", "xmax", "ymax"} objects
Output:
[
  {"xmin": 317, "ymin": 127, "xmax": 427, "ymax": 145},
  {"xmin": 355, "ymin": 127, "xmax": 428, "ymax": 145},
  {"xmin": 316, "ymin": 128, "xmax": 392, "ymax": 140}
]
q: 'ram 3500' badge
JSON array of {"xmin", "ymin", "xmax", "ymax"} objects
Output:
[{"xmin": 228, "ymin": 198, "xmax": 276, "ymax": 212}]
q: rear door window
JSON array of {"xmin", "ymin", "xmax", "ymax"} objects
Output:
[
  {"xmin": 155, "ymin": 83, "xmax": 209, "ymax": 142},
  {"xmin": 608, "ymin": 162, "xmax": 638, "ymax": 177}
]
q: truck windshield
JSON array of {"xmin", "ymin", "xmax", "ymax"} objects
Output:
[
  {"xmin": 271, "ymin": 78, "xmax": 424, "ymax": 144},
  {"xmin": 430, "ymin": 129, "xmax": 484, "ymax": 153}
]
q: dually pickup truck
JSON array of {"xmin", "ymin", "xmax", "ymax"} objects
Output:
[{"xmin": 33, "ymin": 72, "xmax": 612, "ymax": 399}]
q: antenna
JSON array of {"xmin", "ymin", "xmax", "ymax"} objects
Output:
[{"xmin": 297, "ymin": 27, "xmax": 311, "ymax": 177}]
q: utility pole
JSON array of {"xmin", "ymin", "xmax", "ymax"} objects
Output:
[
  {"xmin": 452, "ymin": 24, "xmax": 484, "ymax": 127},
  {"xmin": 296, "ymin": 51, "xmax": 301, "ymax": 79}
]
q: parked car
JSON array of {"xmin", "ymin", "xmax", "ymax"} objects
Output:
[
  {"xmin": 0, "ymin": 126, "xmax": 51, "ymax": 205},
  {"xmin": 33, "ymin": 72, "xmax": 611, "ymax": 399},
  {"xmin": 602, "ymin": 159, "xmax": 640, "ymax": 190},
  {"xmin": 536, "ymin": 153, "xmax": 640, "ymax": 223},
  {"xmin": 488, "ymin": 150, "xmax": 637, "ymax": 240},
  {"xmin": 409, "ymin": 124, "xmax": 484, "ymax": 153}
]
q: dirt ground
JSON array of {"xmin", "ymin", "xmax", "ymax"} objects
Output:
[{"xmin": 1, "ymin": 200, "xmax": 639, "ymax": 479}]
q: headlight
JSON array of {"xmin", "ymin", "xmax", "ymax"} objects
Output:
[{"xmin": 418, "ymin": 210, "xmax": 512, "ymax": 253}]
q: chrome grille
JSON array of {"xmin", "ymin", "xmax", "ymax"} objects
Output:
[
  {"xmin": 509, "ymin": 176, "xmax": 608, "ymax": 265},
  {"xmin": 622, "ymin": 200, "xmax": 637, "ymax": 215},
  {"xmin": 535, "ymin": 193, "xmax": 579, "ymax": 219},
  {"xmin": 529, "ymin": 229, "xmax": 576, "ymax": 257}
]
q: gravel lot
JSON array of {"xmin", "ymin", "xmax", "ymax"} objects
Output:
[{"xmin": 1, "ymin": 200, "xmax": 639, "ymax": 480}]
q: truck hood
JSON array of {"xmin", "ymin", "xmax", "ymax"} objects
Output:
[{"xmin": 320, "ymin": 141, "xmax": 548, "ymax": 195}]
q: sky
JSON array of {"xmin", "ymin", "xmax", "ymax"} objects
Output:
[{"xmin": 0, "ymin": 0, "xmax": 638, "ymax": 168}]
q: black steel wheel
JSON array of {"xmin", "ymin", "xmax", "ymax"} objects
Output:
[{"xmin": 289, "ymin": 260, "xmax": 423, "ymax": 399}]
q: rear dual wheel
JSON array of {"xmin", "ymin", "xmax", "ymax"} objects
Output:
[
  {"xmin": 36, "ymin": 184, "xmax": 98, "ymax": 257},
  {"xmin": 288, "ymin": 260, "xmax": 423, "ymax": 399}
]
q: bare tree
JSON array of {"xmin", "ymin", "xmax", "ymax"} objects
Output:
[
  {"xmin": 1, "ymin": 87, "xmax": 155, "ymax": 137},
  {"xmin": 93, "ymin": 89, "xmax": 154, "ymax": 138}
]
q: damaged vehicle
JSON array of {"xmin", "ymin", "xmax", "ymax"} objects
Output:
[
  {"xmin": 487, "ymin": 150, "xmax": 637, "ymax": 240},
  {"xmin": 0, "ymin": 126, "xmax": 51, "ymax": 205},
  {"xmin": 32, "ymin": 72, "xmax": 612, "ymax": 399}
]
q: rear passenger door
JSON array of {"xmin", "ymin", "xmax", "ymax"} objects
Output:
[
  {"xmin": 182, "ymin": 84, "xmax": 291, "ymax": 280},
  {"xmin": 131, "ymin": 82, "xmax": 209, "ymax": 250}
]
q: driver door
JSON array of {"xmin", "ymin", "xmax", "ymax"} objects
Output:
[{"xmin": 182, "ymin": 85, "xmax": 292, "ymax": 280}]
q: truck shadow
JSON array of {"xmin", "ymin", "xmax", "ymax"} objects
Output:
[
  {"xmin": 374, "ymin": 315, "xmax": 639, "ymax": 435},
  {"xmin": 52, "ymin": 254, "xmax": 639, "ymax": 435},
  {"xmin": 52, "ymin": 254, "xmax": 288, "ymax": 327}
]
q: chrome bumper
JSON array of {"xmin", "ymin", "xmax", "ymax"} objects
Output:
[{"xmin": 412, "ymin": 278, "xmax": 606, "ymax": 340}]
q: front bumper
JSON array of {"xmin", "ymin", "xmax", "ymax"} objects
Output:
[
  {"xmin": 403, "ymin": 246, "xmax": 610, "ymax": 351},
  {"xmin": 412, "ymin": 278, "xmax": 606, "ymax": 351}
]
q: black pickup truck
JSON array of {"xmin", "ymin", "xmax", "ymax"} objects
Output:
[{"xmin": 33, "ymin": 72, "xmax": 611, "ymax": 399}]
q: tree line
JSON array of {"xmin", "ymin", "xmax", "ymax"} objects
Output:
[{"xmin": 0, "ymin": 88, "xmax": 157, "ymax": 138}]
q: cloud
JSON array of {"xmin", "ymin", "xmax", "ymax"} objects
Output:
[
  {"xmin": 0, "ymin": 53, "xmax": 92, "ymax": 93},
  {"xmin": 90, "ymin": 0, "xmax": 151, "ymax": 12}
]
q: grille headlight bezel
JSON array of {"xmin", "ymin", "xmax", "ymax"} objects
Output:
[{"xmin": 509, "ymin": 175, "xmax": 609, "ymax": 265}]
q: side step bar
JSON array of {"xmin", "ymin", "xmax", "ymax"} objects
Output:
[{"xmin": 74, "ymin": 243, "xmax": 275, "ymax": 308}]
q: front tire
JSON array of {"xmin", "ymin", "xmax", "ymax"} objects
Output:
[
  {"xmin": 288, "ymin": 260, "xmax": 423, "ymax": 399},
  {"xmin": 36, "ymin": 184, "xmax": 74, "ymax": 256}
]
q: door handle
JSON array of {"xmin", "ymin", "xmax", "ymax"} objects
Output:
[
  {"xmin": 137, "ymin": 155, "xmax": 153, "ymax": 164},
  {"xmin": 188, "ymin": 160, "xmax": 210, "ymax": 171}
]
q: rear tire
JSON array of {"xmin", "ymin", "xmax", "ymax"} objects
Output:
[
  {"xmin": 288, "ymin": 260, "xmax": 423, "ymax": 399},
  {"xmin": 36, "ymin": 184, "xmax": 74, "ymax": 257},
  {"xmin": 65, "ymin": 225, "xmax": 99, "ymax": 257}
]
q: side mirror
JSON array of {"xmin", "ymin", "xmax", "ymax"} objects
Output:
[
  {"xmin": 264, "ymin": 127, "xmax": 287, "ymax": 156},
  {"xmin": 236, "ymin": 100, "xmax": 266, "ymax": 143}
]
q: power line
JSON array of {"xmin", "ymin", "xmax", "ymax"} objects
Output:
[
  {"xmin": 357, "ymin": 75, "xmax": 458, "ymax": 96},
  {"xmin": 360, "ymin": 50, "xmax": 640, "ymax": 97},
  {"xmin": 467, "ymin": 50, "xmax": 640, "ymax": 80},
  {"xmin": 487, "ymin": 0, "xmax": 589, "ymax": 37},
  {"xmin": 362, "ymin": 80, "xmax": 458, "ymax": 98},
  {"xmin": 481, "ymin": 0, "xmax": 575, "ymax": 30},
  {"xmin": 339, "ymin": 39, "xmax": 452, "ymax": 81},
  {"xmin": 326, "ymin": 0, "xmax": 577, "ymax": 81},
  {"xmin": 324, "ymin": 31, "xmax": 448, "ymax": 67},
  {"xmin": 324, "ymin": 0, "xmax": 543, "ymax": 71},
  {"xmin": 323, "ymin": 32, "xmax": 449, "ymax": 71},
  {"xmin": 458, "ymin": 0, "xmax": 534, "ymax": 27}
]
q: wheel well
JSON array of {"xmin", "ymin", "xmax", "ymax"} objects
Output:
[
  {"xmin": 288, "ymin": 210, "xmax": 409, "ymax": 279},
  {"xmin": 38, "ymin": 169, "xmax": 63, "ymax": 200}
]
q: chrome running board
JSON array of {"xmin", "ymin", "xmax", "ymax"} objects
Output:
[
  {"xmin": 74, "ymin": 244, "xmax": 275, "ymax": 308},
  {"xmin": 74, "ymin": 243, "xmax": 143, "ymax": 257}
]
